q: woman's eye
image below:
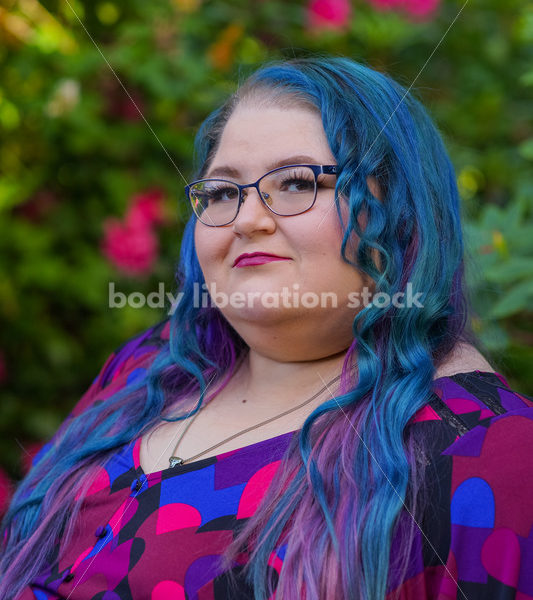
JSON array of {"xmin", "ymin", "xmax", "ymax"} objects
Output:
[
  {"xmin": 209, "ymin": 186, "xmax": 239, "ymax": 203},
  {"xmin": 280, "ymin": 177, "xmax": 315, "ymax": 193}
]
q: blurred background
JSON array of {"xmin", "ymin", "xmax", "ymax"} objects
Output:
[{"xmin": 0, "ymin": 0, "xmax": 532, "ymax": 510}]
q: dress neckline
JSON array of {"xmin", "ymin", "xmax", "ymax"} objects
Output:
[
  {"xmin": 134, "ymin": 370, "xmax": 506, "ymax": 480},
  {"xmin": 134, "ymin": 428, "xmax": 297, "ymax": 481}
]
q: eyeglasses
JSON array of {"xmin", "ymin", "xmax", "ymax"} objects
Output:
[{"xmin": 185, "ymin": 164, "xmax": 338, "ymax": 227}]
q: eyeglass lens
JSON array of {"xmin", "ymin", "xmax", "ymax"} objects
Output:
[{"xmin": 190, "ymin": 165, "xmax": 317, "ymax": 226}]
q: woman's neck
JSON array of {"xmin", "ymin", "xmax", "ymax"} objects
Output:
[{"xmin": 220, "ymin": 347, "xmax": 354, "ymax": 413}]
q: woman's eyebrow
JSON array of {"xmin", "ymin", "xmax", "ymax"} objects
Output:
[
  {"xmin": 206, "ymin": 165, "xmax": 241, "ymax": 178},
  {"xmin": 266, "ymin": 155, "xmax": 321, "ymax": 170},
  {"xmin": 206, "ymin": 155, "xmax": 322, "ymax": 179}
]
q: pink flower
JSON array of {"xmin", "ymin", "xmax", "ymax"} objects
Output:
[
  {"xmin": 404, "ymin": 0, "xmax": 440, "ymax": 18},
  {"xmin": 367, "ymin": 0, "xmax": 440, "ymax": 18},
  {"xmin": 101, "ymin": 217, "xmax": 159, "ymax": 277},
  {"xmin": 101, "ymin": 188, "xmax": 168, "ymax": 277},
  {"xmin": 126, "ymin": 188, "xmax": 166, "ymax": 229},
  {"xmin": 307, "ymin": 0, "xmax": 351, "ymax": 30},
  {"xmin": 0, "ymin": 468, "xmax": 11, "ymax": 517}
]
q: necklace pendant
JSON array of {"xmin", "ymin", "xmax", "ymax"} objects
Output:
[{"xmin": 169, "ymin": 456, "xmax": 184, "ymax": 468}]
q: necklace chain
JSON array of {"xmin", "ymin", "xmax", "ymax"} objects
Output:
[{"xmin": 168, "ymin": 373, "xmax": 343, "ymax": 468}]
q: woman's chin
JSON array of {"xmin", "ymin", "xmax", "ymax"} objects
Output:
[{"xmin": 218, "ymin": 302, "xmax": 310, "ymax": 325}]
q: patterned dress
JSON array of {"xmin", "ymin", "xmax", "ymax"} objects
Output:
[{"xmin": 13, "ymin": 319, "xmax": 533, "ymax": 599}]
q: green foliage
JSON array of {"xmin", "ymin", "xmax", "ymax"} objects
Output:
[{"xmin": 0, "ymin": 0, "xmax": 532, "ymax": 478}]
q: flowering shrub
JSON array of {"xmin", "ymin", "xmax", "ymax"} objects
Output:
[
  {"xmin": 0, "ymin": 0, "xmax": 532, "ymax": 481},
  {"xmin": 307, "ymin": 0, "xmax": 441, "ymax": 27},
  {"xmin": 101, "ymin": 216, "xmax": 159, "ymax": 277},
  {"xmin": 127, "ymin": 189, "xmax": 167, "ymax": 228},
  {"xmin": 367, "ymin": 0, "xmax": 440, "ymax": 18},
  {"xmin": 101, "ymin": 188, "xmax": 167, "ymax": 277},
  {"xmin": 402, "ymin": 0, "xmax": 440, "ymax": 18},
  {"xmin": 307, "ymin": 0, "xmax": 352, "ymax": 30}
]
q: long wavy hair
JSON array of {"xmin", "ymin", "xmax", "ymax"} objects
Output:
[{"xmin": 1, "ymin": 57, "xmax": 475, "ymax": 600}]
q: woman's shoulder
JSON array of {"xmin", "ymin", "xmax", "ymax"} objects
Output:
[
  {"xmin": 431, "ymin": 369, "xmax": 532, "ymax": 430},
  {"xmin": 405, "ymin": 371, "xmax": 533, "ymax": 596},
  {"xmin": 409, "ymin": 369, "xmax": 533, "ymax": 524},
  {"xmin": 411, "ymin": 369, "xmax": 533, "ymax": 455},
  {"xmin": 428, "ymin": 370, "xmax": 533, "ymax": 485}
]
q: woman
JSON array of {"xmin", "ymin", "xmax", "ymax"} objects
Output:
[{"xmin": 2, "ymin": 57, "xmax": 532, "ymax": 600}]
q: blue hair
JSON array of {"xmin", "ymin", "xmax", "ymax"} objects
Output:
[{"xmin": 0, "ymin": 57, "xmax": 474, "ymax": 600}]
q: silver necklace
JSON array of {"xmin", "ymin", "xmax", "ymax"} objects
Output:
[{"xmin": 168, "ymin": 373, "xmax": 343, "ymax": 468}]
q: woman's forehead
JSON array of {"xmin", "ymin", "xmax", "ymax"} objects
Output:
[{"xmin": 208, "ymin": 104, "xmax": 335, "ymax": 176}]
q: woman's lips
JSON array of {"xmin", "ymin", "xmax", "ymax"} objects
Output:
[{"xmin": 233, "ymin": 253, "xmax": 291, "ymax": 268}]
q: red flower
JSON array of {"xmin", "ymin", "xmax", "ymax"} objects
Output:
[
  {"xmin": 101, "ymin": 217, "xmax": 159, "ymax": 277},
  {"xmin": 404, "ymin": 0, "xmax": 440, "ymax": 18},
  {"xmin": 126, "ymin": 188, "xmax": 166, "ymax": 229},
  {"xmin": 100, "ymin": 75, "xmax": 145, "ymax": 122},
  {"xmin": 13, "ymin": 190, "xmax": 58, "ymax": 223},
  {"xmin": 106, "ymin": 89, "xmax": 145, "ymax": 122},
  {"xmin": 114, "ymin": 92, "xmax": 145, "ymax": 121},
  {"xmin": 101, "ymin": 188, "xmax": 168, "ymax": 277},
  {"xmin": 367, "ymin": 0, "xmax": 440, "ymax": 18},
  {"xmin": 307, "ymin": 0, "xmax": 351, "ymax": 30}
]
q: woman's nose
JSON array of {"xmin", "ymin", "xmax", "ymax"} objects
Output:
[{"xmin": 231, "ymin": 187, "xmax": 276, "ymax": 236}]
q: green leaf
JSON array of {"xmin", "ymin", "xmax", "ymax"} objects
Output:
[
  {"xmin": 518, "ymin": 138, "xmax": 533, "ymax": 161},
  {"xmin": 484, "ymin": 256, "xmax": 533, "ymax": 284},
  {"xmin": 488, "ymin": 279, "xmax": 533, "ymax": 319}
]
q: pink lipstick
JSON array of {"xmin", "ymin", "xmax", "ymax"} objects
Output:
[{"xmin": 233, "ymin": 252, "xmax": 291, "ymax": 268}]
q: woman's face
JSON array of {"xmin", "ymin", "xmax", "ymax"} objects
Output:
[{"xmin": 193, "ymin": 102, "xmax": 374, "ymax": 359}]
